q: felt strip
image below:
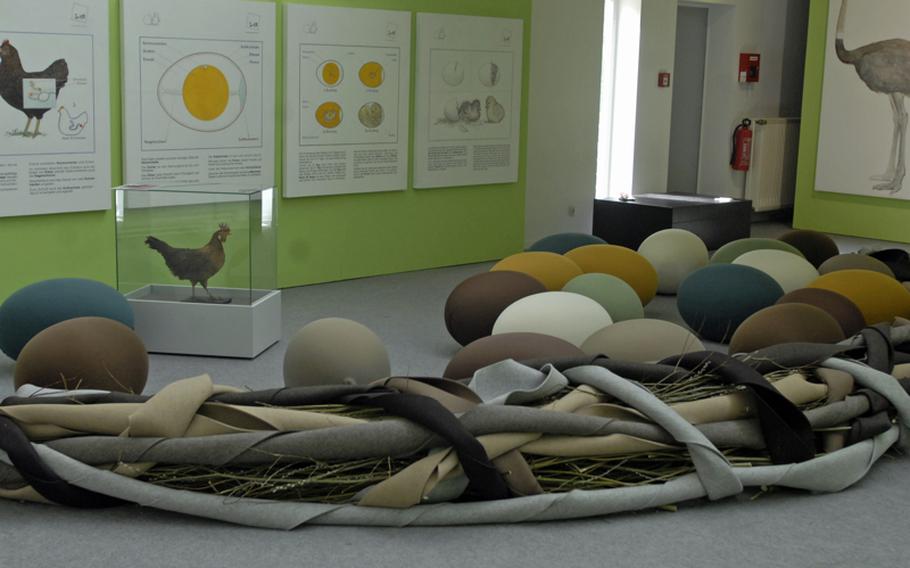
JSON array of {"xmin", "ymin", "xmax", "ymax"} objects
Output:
[
  {"xmin": 0, "ymin": 416, "xmax": 125, "ymax": 508},
  {"xmin": 6, "ymin": 425, "xmax": 894, "ymax": 528},
  {"xmin": 659, "ymin": 351, "xmax": 815, "ymax": 464},
  {"xmin": 468, "ymin": 360, "xmax": 569, "ymax": 405},
  {"xmin": 340, "ymin": 391, "xmax": 510, "ymax": 503},
  {"xmin": 562, "ymin": 365, "xmax": 742, "ymax": 500}
]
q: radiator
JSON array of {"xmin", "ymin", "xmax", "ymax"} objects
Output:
[{"xmin": 743, "ymin": 117, "xmax": 801, "ymax": 212}]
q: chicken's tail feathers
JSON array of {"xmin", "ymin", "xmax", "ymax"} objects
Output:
[
  {"xmin": 145, "ymin": 236, "xmax": 172, "ymax": 255},
  {"xmin": 44, "ymin": 59, "xmax": 69, "ymax": 88}
]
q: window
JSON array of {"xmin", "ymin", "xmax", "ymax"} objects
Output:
[{"xmin": 596, "ymin": 0, "xmax": 641, "ymax": 199}]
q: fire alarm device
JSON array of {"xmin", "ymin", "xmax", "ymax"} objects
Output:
[
  {"xmin": 739, "ymin": 53, "xmax": 760, "ymax": 83},
  {"xmin": 658, "ymin": 72, "xmax": 671, "ymax": 88}
]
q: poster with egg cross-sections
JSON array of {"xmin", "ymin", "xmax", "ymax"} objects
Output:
[
  {"xmin": 413, "ymin": 13, "xmax": 523, "ymax": 189},
  {"xmin": 284, "ymin": 4, "xmax": 410, "ymax": 197},
  {"xmin": 121, "ymin": 0, "xmax": 275, "ymax": 188},
  {"xmin": 0, "ymin": 0, "xmax": 111, "ymax": 218}
]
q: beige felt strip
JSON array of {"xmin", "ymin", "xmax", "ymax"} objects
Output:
[
  {"xmin": 376, "ymin": 376, "xmax": 542, "ymax": 498},
  {"xmin": 522, "ymin": 434, "xmax": 675, "ymax": 456},
  {"xmin": 0, "ymin": 484, "xmax": 52, "ymax": 504},
  {"xmin": 122, "ymin": 375, "xmax": 214, "ymax": 437},
  {"xmin": 665, "ymin": 373, "xmax": 827, "ymax": 425},
  {"xmin": 893, "ymin": 363, "xmax": 910, "ymax": 380},
  {"xmin": 816, "ymin": 368, "xmax": 855, "ymax": 403}
]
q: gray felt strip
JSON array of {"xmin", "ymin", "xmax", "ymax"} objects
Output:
[{"xmin": 561, "ymin": 365, "xmax": 743, "ymax": 500}]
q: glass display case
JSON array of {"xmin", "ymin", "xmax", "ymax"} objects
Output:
[{"xmin": 115, "ymin": 184, "xmax": 281, "ymax": 358}]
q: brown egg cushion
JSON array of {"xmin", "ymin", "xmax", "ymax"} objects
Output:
[
  {"xmin": 444, "ymin": 332, "xmax": 585, "ymax": 379},
  {"xmin": 14, "ymin": 317, "xmax": 149, "ymax": 393},
  {"xmin": 778, "ymin": 230, "xmax": 839, "ymax": 268},
  {"xmin": 729, "ymin": 303, "xmax": 845, "ymax": 355},
  {"xmin": 444, "ymin": 271, "xmax": 546, "ymax": 346},
  {"xmin": 775, "ymin": 288, "xmax": 866, "ymax": 337}
]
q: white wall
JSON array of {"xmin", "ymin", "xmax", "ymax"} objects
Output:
[
  {"xmin": 632, "ymin": 0, "xmax": 677, "ymax": 194},
  {"xmin": 523, "ymin": 0, "xmax": 604, "ymax": 246}
]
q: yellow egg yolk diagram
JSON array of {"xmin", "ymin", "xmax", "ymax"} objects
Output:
[
  {"xmin": 316, "ymin": 102, "xmax": 343, "ymax": 129},
  {"xmin": 321, "ymin": 62, "xmax": 341, "ymax": 86},
  {"xmin": 182, "ymin": 65, "xmax": 230, "ymax": 121},
  {"xmin": 359, "ymin": 62, "xmax": 384, "ymax": 88}
]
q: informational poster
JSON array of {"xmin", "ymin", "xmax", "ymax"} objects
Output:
[
  {"xmin": 284, "ymin": 5, "xmax": 410, "ymax": 198},
  {"xmin": 817, "ymin": 0, "xmax": 910, "ymax": 199},
  {"xmin": 413, "ymin": 14, "xmax": 523, "ymax": 189},
  {"xmin": 0, "ymin": 0, "xmax": 111, "ymax": 217},
  {"xmin": 122, "ymin": 0, "xmax": 275, "ymax": 188}
]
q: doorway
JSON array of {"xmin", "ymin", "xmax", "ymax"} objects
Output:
[{"xmin": 667, "ymin": 5, "xmax": 708, "ymax": 194}]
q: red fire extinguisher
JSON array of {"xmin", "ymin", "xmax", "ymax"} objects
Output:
[{"xmin": 730, "ymin": 118, "xmax": 753, "ymax": 171}]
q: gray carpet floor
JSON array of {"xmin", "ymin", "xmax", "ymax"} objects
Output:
[{"xmin": 0, "ymin": 222, "xmax": 906, "ymax": 567}]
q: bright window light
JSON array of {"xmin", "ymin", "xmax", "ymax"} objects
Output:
[{"xmin": 596, "ymin": 0, "xmax": 641, "ymax": 199}]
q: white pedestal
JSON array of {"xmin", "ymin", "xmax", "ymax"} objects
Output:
[{"xmin": 126, "ymin": 285, "xmax": 281, "ymax": 358}]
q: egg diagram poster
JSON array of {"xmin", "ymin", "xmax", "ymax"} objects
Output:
[
  {"xmin": 0, "ymin": 0, "xmax": 111, "ymax": 218},
  {"xmin": 413, "ymin": 14, "xmax": 523, "ymax": 189},
  {"xmin": 122, "ymin": 0, "xmax": 275, "ymax": 187},
  {"xmin": 284, "ymin": 5, "xmax": 411, "ymax": 198}
]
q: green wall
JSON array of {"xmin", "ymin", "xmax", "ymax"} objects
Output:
[
  {"xmin": 0, "ymin": 0, "xmax": 530, "ymax": 301},
  {"xmin": 793, "ymin": 0, "xmax": 910, "ymax": 243}
]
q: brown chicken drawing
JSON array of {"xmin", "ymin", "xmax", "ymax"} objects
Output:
[
  {"xmin": 0, "ymin": 39, "xmax": 69, "ymax": 138},
  {"xmin": 145, "ymin": 223, "xmax": 232, "ymax": 302}
]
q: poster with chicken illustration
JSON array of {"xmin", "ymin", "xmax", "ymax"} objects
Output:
[
  {"xmin": 413, "ymin": 14, "xmax": 523, "ymax": 189},
  {"xmin": 816, "ymin": 0, "xmax": 910, "ymax": 200},
  {"xmin": 284, "ymin": 5, "xmax": 411, "ymax": 198},
  {"xmin": 0, "ymin": 0, "xmax": 110, "ymax": 218},
  {"xmin": 121, "ymin": 0, "xmax": 275, "ymax": 188}
]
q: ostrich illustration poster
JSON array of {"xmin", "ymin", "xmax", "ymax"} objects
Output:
[
  {"xmin": 817, "ymin": 0, "xmax": 910, "ymax": 199},
  {"xmin": 0, "ymin": 0, "xmax": 111, "ymax": 218}
]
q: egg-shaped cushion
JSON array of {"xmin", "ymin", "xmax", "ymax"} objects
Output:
[
  {"xmin": 564, "ymin": 244, "xmax": 659, "ymax": 304},
  {"xmin": 444, "ymin": 332, "xmax": 585, "ymax": 379},
  {"xmin": 14, "ymin": 317, "xmax": 148, "ymax": 393},
  {"xmin": 732, "ymin": 249, "xmax": 820, "ymax": 294},
  {"xmin": 283, "ymin": 318, "xmax": 390, "ymax": 387},
  {"xmin": 562, "ymin": 273, "xmax": 644, "ymax": 322},
  {"xmin": 818, "ymin": 254, "xmax": 895, "ymax": 278},
  {"xmin": 710, "ymin": 238, "xmax": 804, "ymax": 264},
  {"xmin": 0, "ymin": 278, "xmax": 134, "ymax": 360},
  {"xmin": 808, "ymin": 270, "xmax": 910, "ymax": 325},
  {"xmin": 581, "ymin": 319, "xmax": 705, "ymax": 362},
  {"xmin": 491, "ymin": 252, "xmax": 583, "ymax": 291},
  {"xmin": 527, "ymin": 232, "xmax": 607, "ymax": 254},
  {"xmin": 637, "ymin": 229, "xmax": 709, "ymax": 294},
  {"xmin": 677, "ymin": 264, "xmax": 784, "ymax": 343},
  {"xmin": 729, "ymin": 304, "xmax": 846, "ymax": 354},
  {"xmin": 775, "ymin": 288, "xmax": 866, "ymax": 337},
  {"xmin": 444, "ymin": 271, "xmax": 546, "ymax": 346},
  {"xmin": 778, "ymin": 229, "xmax": 840, "ymax": 268},
  {"xmin": 492, "ymin": 291, "xmax": 613, "ymax": 347}
]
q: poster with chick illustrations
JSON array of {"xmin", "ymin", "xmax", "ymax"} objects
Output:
[
  {"xmin": 413, "ymin": 13, "xmax": 523, "ymax": 189},
  {"xmin": 0, "ymin": 0, "xmax": 111, "ymax": 218},
  {"xmin": 121, "ymin": 0, "xmax": 275, "ymax": 188},
  {"xmin": 284, "ymin": 5, "xmax": 411, "ymax": 198}
]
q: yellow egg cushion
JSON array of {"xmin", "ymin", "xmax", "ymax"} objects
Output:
[
  {"xmin": 564, "ymin": 244, "xmax": 658, "ymax": 304},
  {"xmin": 491, "ymin": 252, "xmax": 583, "ymax": 291},
  {"xmin": 809, "ymin": 269, "xmax": 910, "ymax": 324}
]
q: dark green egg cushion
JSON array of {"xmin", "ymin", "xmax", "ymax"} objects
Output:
[
  {"xmin": 678, "ymin": 264, "xmax": 784, "ymax": 343},
  {"xmin": 527, "ymin": 232, "xmax": 606, "ymax": 255},
  {"xmin": 0, "ymin": 278, "xmax": 134, "ymax": 360}
]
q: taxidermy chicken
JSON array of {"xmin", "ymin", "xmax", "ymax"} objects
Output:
[
  {"xmin": 0, "ymin": 39, "xmax": 69, "ymax": 138},
  {"xmin": 145, "ymin": 223, "xmax": 231, "ymax": 302}
]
